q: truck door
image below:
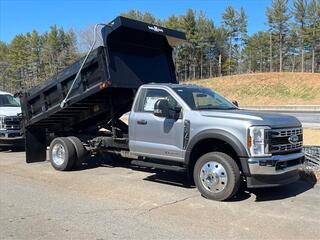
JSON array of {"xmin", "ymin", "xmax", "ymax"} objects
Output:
[{"xmin": 129, "ymin": 88, "xmax": 184, "ymax": 161}]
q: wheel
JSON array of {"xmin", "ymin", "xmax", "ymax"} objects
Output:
[
  {"xmin": 67, "ymin": 136, "xmax": 87, "ymax": 168},
  {"xmin": 193, "ymin": 152, "xmax": 240, "ymax": 201},
  {"xmin": 49, "ymin": 137, "xmax": 76, "ymax": 171}
]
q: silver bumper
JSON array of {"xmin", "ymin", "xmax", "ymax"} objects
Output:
[{"xmin": 248, "ymin": 152, "xmax": 304, "ymax": 175}]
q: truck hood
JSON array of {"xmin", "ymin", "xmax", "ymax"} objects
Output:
[
  {"xmin": 0, "ymin": 107, "xmax": 21, "ymax": 117},
  {"xmin": 200, "ymin": 109, "xmax": 301, "ymax": 128}
]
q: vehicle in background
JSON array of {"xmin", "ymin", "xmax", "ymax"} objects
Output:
[{"xmin": 0, "ymin": 91, "xmax": 24, "ymax": 150}]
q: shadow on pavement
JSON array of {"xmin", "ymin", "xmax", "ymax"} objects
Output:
[
  {"xmin": 0, "ymin": 147, "xmax": 25, "ymax": 153},
  {"xmin": 229, "ymin": 179, "xmax": 316, "ymax": 202},
  {"xmin": 73, "ymin": 154, "xmax": 318, "ymax": 202}
]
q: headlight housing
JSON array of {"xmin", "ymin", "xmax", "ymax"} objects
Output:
[{"xmin": 248, "ymin": 126, "xmax": 271, "ymax": 157}]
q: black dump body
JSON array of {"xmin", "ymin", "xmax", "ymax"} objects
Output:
[
  {"xmin": 21, "ymin": 17, "xmax": 185, "ymax": 162},
  {"xmin": 21, "ymin": 17, "xmax": 185, "ymax": 131}
]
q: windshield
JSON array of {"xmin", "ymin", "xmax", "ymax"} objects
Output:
[
  {"xmin": 0, "ymin": 94, "xmax": 21, "ymax": 107},
  {"xmin": 173, "ymin": 86, "xmax": 236, "ymax": 110}
]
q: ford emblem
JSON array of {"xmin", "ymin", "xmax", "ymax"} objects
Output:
[{"xmin": 288, "ymin": 135, "xmax": 299, "ymax": 144}]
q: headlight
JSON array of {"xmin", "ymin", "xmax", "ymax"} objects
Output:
[
  {"xmin": 0, "ymin": 115, "xmax": 6, "ymax": 130},
  {"xmin": 248, "ymin": 126, "xmax": 271, "ymax": 157}
]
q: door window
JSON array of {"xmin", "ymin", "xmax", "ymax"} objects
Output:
[{"xmin": 141, "ymin": 89, "xmax": 177, "ymax": 112}]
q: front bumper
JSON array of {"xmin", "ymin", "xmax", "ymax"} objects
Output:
[
  {"xmin": 246, "ymin": 151, "xmax": 304, "ymax": 188},
  {"xmin": 0, "ymin": 130, "xmax": 24, "ymax": 148}
]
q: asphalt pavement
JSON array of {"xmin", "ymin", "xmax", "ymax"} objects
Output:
[{"xmin": 1, "ymin": 151, "xmax": 320, "ymax": 240}]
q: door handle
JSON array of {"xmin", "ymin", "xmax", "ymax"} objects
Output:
[{"xmin": 137, "ymin": 120, "xmax": 147, "ymax": 125}]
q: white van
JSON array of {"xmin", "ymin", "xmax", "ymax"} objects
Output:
[{"xmin": 0, "ymin": 90, "xmax": 24, "ymax": 150}]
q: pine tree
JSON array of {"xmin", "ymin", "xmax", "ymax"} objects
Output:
[
  {"xmin": 0, "ymin": 41, "xmax": 9, "ymax": 90},
  {"xmin": 238, "ymin": 7, "xmax": 248, "ymax": 73},
  {"xmin": 266, "ymin": 0, "xmax": 291, "ymax": 72},
  {"xmin": 182, "ymin": 9, "xmax": 198, "ymax": 79},
  {"xmin": 287, "ymin": 23, "xmax": 300, "ymax": 72},
  {"xmin": 165, "ymin": 15, "xmax": 181, "ymax": 30},
  {"xmin": 27, "ymin": 30, "xmax": 42, "ymax": 86},
  {"xmin": 244, "ymin": 32, "xmax": 269, "ymax": 72},
  {"xmin": 8, "ymin": 35, "xmax": 30, "ymax": 90},
  {"xmin": 306, "ymin": 0, "xmax": 320, "ymax": 73},
  {"xmin": 292, "ymin": 0, "xmax": 308, "ymax": 72},
  {"xmin": 222, "ymin": 6, "xmax": 239, "ymax": 75}
]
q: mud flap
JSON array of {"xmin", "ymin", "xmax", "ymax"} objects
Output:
[{"xmin": 25, "ymin": 128, "xmax": 46, "ymax": 163}]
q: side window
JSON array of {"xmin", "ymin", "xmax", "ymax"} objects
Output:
[{"xmin": 141, "ymin": 89, "xmax": 177, "ymax": 112}]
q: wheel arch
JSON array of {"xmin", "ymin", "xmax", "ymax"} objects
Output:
[{"xmin": 185, "ymin": 129, "xmax": 250, "ymax": 177}]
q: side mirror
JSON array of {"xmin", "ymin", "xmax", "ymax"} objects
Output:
[
  {"xmin": 173, "ymin": 106, "xmax": 182, "ymax": 119},
  {"xmin": 232, "ymin": 100, "xmax": 239, "ymax": 107},
  {"xmin": 154, "ymin": 99, "xmax": 170, "ymax": 118}
]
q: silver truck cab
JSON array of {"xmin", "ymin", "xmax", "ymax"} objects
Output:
[
  {"xmin": 129, "ymin": 84, "xmax": 304, "ymax": 200},
  {"xmin": 0, "ymin": 91, "xmax": 24, "ymax": 150}
]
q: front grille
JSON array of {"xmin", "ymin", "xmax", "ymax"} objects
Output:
[
  {"xmin": 270, "ymin": 127, "xmax": 303, "ymax": 154},
  {"xmin": 8, "ymin": 132, "xmax": 22, "ymax": 138},
  {"xmin": 3, "ymin": 116, "xmax": 21, "ymax": 130}
]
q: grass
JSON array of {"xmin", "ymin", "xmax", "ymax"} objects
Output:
[
  {"xmin": 188, "ymin": 72, "xmax": 320, "ymax": 105},
  {"xmin": 303, "ymin": 129, "xmax": 320, "ymax": 146}
]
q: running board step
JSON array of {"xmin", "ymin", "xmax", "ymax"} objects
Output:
[{"xmin": 131, "ymin": 160, "xmax": 186, "ymax": 172}]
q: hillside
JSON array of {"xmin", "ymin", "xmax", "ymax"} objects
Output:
[{"xmin": 188, "ymin": 73, "xmax": 320, "ymax": 105}]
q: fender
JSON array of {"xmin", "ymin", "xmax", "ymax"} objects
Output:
[{"xmin": 185, "ymin": 129, "xmax": 250, "ymax": 175}]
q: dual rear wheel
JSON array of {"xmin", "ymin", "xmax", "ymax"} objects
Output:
[{"xmin": 49, "ymin": 137, "xmax": 87, "ymax": 171}]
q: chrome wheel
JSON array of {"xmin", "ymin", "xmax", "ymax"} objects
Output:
[
  {"xmin": 52, "ymin": 143, "xmax": 65, "ymax": 166},
  {"xmin": 200, "ymin": 161, "xmax": 228, "ymax": 193}
]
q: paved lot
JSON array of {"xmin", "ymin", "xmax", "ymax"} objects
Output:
[{"xmin": 1, "ymin": 151, "xmax": 320, "ymax": 240}]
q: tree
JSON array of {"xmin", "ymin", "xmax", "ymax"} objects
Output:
[
  {"xmin": 27, "ymin": 30, "xmax": 42, "ymax": 86},
  {"xmin": 306, "ymin": 0, "xmax": 320, "ymax": 73},
  {"xmin": 292, "ymin": 0, "xmax": 308, "ymax": 72},
  {"xmin": 287, "ymin": 23, "xmax": 300, "ymax": 72},
  {"xmin": 8, "ymin": 35, "xmax": 30, "ymax": 89},
  {"xmin": 182, "ymin": 9, "xmax": 198, "ymax": 79},
  {"xmin": 238, "ymin": 7, "xmax": 248, "ymax": 73},
  {"xmin": 165, "ymin": 15, "xmax": 181, "ymax": 30},
  {"xmin": 121, "ymin": 10, "xmax": 159, "ymax": 24},
  {"xmin": 78, "ymin": 24, "xmax": 104, "ymax": 53},
  {"xmin": 0, "ymin": 41, "xmax": 9, "ymax": 90},
  {"xmin": 266, "ymin": 0, "xmax": 291, "ymax": 72},
  {"xmin": 222, "ymin": 6, "xmax": 239, "ymax": 75},
  {"xmin": 244, "ymin": 32, "xmax": 269, "ymax": 72}
]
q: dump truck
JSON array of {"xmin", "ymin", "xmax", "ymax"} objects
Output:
[{"xmin": 21, "ymin": 17, "xmax": 305, "ymax": 201}]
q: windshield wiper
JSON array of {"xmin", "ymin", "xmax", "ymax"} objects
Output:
[
  {"xmin": 197, "ymin": 107, "xmax": 237, "ymax": 110},
  {"xmin": 197, "ymin": 107, "xmax": 222, "ymax": 110}
]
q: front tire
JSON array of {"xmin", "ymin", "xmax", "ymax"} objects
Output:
[
  {"xmin": 49, "ymin": 137, "xmax": 76, "ymax": 171},
  {"xmin": 193, "ymin": 152, "xmax": 240, "ymax": 201}
]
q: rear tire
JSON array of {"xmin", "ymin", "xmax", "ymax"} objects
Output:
[
  {"xmin": 67, "ymin": 136, "xmax": 87, "ymax": 168},
  {"xmin": 193, "ymin": 152, "xmax": 240, "ymax": 201},
  {"xmin": 49, "ymin": 137, "xmax": 76, "ymax": 171}
]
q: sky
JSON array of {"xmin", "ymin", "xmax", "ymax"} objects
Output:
[{"xmin": 0, "ymin": 0, "xmax": 273, "ymax": 43}]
